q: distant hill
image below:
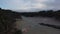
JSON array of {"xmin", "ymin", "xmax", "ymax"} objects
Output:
[{"xmin": 20, "ymin": 10, "xmax": 60, "ymax": 20}]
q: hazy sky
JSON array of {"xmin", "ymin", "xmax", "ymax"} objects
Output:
[{"xmin": 0, "ymin": 0, "xmax": 60, "ymax": 11}]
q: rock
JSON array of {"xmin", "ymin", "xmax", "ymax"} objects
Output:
[{"xmin": 39, "ymin": 23, "xmax": 60, "ymax": 29}]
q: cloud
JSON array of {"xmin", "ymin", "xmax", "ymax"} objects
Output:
[
  {"xmin": 0, "ymin": 0, "xmax": 60, "ymax": 11},
  {"xmin": 35, "ymin": 0, "xmax": 49, "ymax": 2},
  {"xmin": 8, "ymin": 0, "xmax": 47, "ymax": 10},
  {"xmin": 44, "ymin": 0, "xmax": 60, "ymax": 10},
  {"xmin": 0, "ymin": 0, "xmax": 47, "ymax": 9}
]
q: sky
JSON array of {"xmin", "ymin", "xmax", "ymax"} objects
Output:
[{"xmin": 0, "ymin": 0, "xmax": 60, "ymax": 12}]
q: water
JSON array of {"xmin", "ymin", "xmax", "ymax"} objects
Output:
[{"xmin": 16, "ymin": 16, "xmax": 60, "ymax": 34}]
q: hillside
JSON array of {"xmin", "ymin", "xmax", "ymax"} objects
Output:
[{"xmin": 0, "ymin": 8, "xmax": 22, "ymax": 34}]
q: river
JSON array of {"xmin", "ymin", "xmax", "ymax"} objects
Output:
[{"xmin": 16, "ymin": 16, "xmax": 60, "ymax": 34}]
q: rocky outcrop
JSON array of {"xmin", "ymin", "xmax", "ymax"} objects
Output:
[{"xmin": 39, "ymin": 23, "xmax": 60, "ymax": 29}]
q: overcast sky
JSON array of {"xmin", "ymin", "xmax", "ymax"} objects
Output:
[{"xmin": 0, "ymin": 0, "xmax": 60, "ymax": 12}]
